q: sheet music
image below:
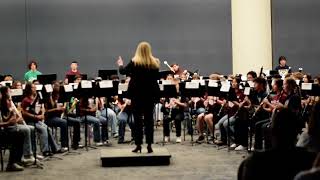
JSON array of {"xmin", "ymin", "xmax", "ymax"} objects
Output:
[
  {"xmin": 99, "ymin": 80, "xmax": 113, "ymax": 88},
  {"xmin": 301, "ymin": 83, "xmax": 312, "ymax": 90},
  {"xmin": 64, "ymin": 84, "xmax": 73, "ymax": 92},
  {"xmin": 208, "ymin": 80, "xmax": 219, "ymax": 87},
  {"xmin": 45, "ymin": 84, "xmax": 53, "ymax": 93},
  {"xmin": 36, "ymin": 84, "xmax": 43, "ymax": 91},
  {"xmin": 244, "ymin": 87, "xmax": 251, "ymax": 95},
  {"xmin": 185, "ymin": 82, "xmax": 199, "ymax": 89},
  {"xmin": 81, "ymin": 80, "xmax": 92, "ymax": 89}
]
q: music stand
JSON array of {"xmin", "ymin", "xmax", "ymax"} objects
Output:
[
  {"xmin": 58, "ymin": 84, "xmax": 81, "ymax": 155},
  {"xmin": 180, "ymin": 81, "xmax": 206, "ymax": 145},
  {"xmin": 98, "ymin": 70, "xmax": 118, "ymax": 80},
  {"xmin": 157, "ymin": 81, "xmax": 178, "ymax": 146},
  {"xmin": 37, "ymin": 74, "xmax": 57, "ymax": 85},
  {"xmin": 77, "ymin": 80, "xmax": 98, "ymax": 150}
]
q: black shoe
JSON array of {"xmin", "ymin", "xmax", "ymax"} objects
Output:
[
  {"xmin": 196, "ymin": 135, "xmax": 205, "ymax": 143},
  {"xmin": 6, "ymin": 163, "xmax": 24, "ymax": 172},
  {"xmin": 43, "ymin": 151, "xmax": 53, "ymax": 157},
  {"xmin": 118, "ymin": 140, "xmax": 125, "ymax": 144},
  {"xmin": 147, "ymin": 144, "xmax": 153, "ymax": 153},
  {"xmin": 132, "ymin": 145, "xmax": 142, "ymax": 153}
]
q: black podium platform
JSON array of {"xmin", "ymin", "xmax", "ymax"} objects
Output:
[{"xmin": 100, "ymin": 147, "xmax": 171, "ymax": 167}]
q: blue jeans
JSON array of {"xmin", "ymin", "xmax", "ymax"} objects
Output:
[
  {"xmin": 101, "ymin": 108, "xmax": 118, "ymax": 135},
  {"xmin": 28, "ymin": 121, "xmax": 59, "ymax": 153},
  {"xmin": 46, "ymin": 117, "xmax": 68, "ymax": 147},
  {"xmin": 215, "ymin": 115, "xmax": 236, "ymax": 141},
  {"xmin": 117, "ymin": 112, "xmax": 134, "ymax": 142},
  {"xmin": 81, "ymin": 115, "xmax": 108, "ymax": 142},
  {"xmin": 17, "ymin": 124, "xmax": 35, "ymax": 157}
]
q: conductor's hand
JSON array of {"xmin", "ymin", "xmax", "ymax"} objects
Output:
[{"xmin": 117, "ymin": 56, "xmax": 124, "ymax": 66}]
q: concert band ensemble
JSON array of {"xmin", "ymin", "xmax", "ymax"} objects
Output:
[{"xmin": 1, "ymin": 42, "xmax": 320, "ymax": 180}]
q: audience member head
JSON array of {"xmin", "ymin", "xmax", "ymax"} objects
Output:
[{"xmin": 307, "ymin": 102, "xmax": 320, "ymax": 140}]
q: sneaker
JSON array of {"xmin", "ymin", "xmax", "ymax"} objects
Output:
[
  {"xmin": 164, "ymin": 136, "xmax": 170, "ymax": 143},
  {"xmin": 95, "ymin": 142, "xmax": 104, "ymax": 146},
  {"xmin": 103, "ymin": 140, "xmax": 110, "ymax": 145},
  {"xmin": 6, "ymin": 163, "xmax": 24, "ymax": 172},
  {"xmin": 249, "ymin": 147, "xmax": 255, "ymax": 151},
  {"xmin": 61, "ymin": 147, "xmax": 68, "ymax": 152},
  {"xmin": 36, "ymin": 155, "xmax": 44, "ymax": 160},
  {"xmin": 230, "ymin": 143, "xmax": 237, "ymax": 149},
  {"xmin": 176, "ymin": 137, "xmax": 182, "ymax": 143},
  {"xmin": 214, "ymin": 139, "xmax": 224, "ymax": 145},
  {"xmin": 113, "ymin": 133, "xmax": 119, "ymax": 138},
  {"xmin": 235, "ymin": 145, "xmax": 246, "ymax": 151},
  {"xmin": 22, "ymin": 156, "xmax": 35, "ymax": 165},
  {"xmin": 196, "ymin": 135, "xmax": 205, "ymax": 143}
]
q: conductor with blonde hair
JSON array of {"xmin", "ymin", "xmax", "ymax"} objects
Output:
[{"xmin": 117, "ymin": 41, "xmax": 160, "ymax": 153}]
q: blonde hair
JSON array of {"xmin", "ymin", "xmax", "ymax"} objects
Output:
[{"xmin": 132, "ymin": 41, "xmax": 160, "ymax": 69}]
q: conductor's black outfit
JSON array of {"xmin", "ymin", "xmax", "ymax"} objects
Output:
[{"xmin": 119, "ymin": 60, "xmax": 160, "ymax": 145}]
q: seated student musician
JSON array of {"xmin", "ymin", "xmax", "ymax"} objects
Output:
[
  {"xmin": 24, "ymin": 60, "xmax": 42, "ymax": 83},
  {"xmin": 0, "ymin": 107, "xmax": 25, "ymax": 171},
  {"xmin": 238, "ymin": 108, "xmax": 316, "ymax": 180},
  {"xmin": 64, "ymin": 61, "xmax": 81, "ymax": 84},
  {"xmin": 196, "ymin": 95, "xmax": 220, "ymax": 143},
  {"xmin": 117, "ymin": 97, "xmax": 135, "ymax": 144},
  {"xmin": 44, "ymin": 86, "xmax": 81, "ymax": 150},
  {"xmin": 0, "ymin": 86, "xmax": 41, "ymax": 164},
  {"xmin": 233, "ymin": 77, "xmax": 269, "ymax": 151},
  {"xmin": 253, "ymin": 79, "xmax": 287, "ymax": 150},
  {"xmin": 21, "ymin": 83, "xmax": 61, "ymax": 156},
  {"xmin": 161, "ymin": 74, "xmax": 187, "ymax": 143},
  {"xmin": 214, "ymin": 77, "xmax": 245, "ymax": 148},
  {"xmin": 79, "ymin": 95, "xmax": 108, "ymax": 146}
]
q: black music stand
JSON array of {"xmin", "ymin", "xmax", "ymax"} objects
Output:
[
  {"xmin": 179, "ymin": 81, "xmax": 206, "ymax": 146},
  {"xmin": 98, "ymin": 70, "xmax": 118, "ymax": 80},
  {"xmin": 157, "ymin": 82, "xmax": 178, "ymax": 146},
  {"xmin": 96, "ymin": 79, "xmax": 119, "ymax": 145},
  {"xmin": 77, "ymin": 80, "xmax": 97, "ymax": 151}
]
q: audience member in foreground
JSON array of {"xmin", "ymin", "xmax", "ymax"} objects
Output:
[{"xmin": 238, "ymin": 109, "xmax": 317, "ymax": 180}]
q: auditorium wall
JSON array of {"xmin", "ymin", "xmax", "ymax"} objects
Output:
[{"xmin": 0, "ymin": 0, "xmax": 232, "ymax": 80}]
